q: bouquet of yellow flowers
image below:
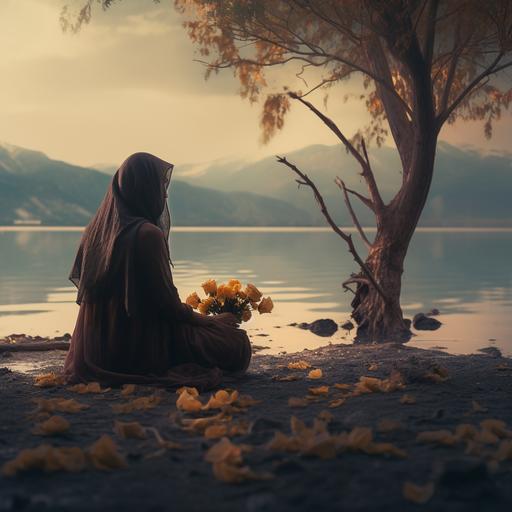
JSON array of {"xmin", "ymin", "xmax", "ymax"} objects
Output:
[{"xmin": 186, "ymin": 279, "xmax": 273, "ymax": 323}]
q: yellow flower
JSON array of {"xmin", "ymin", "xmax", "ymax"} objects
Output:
[
  {"xmin": 244, "ymin": 283, "xmax": 262, "ymax": 302},
  {"xmin": 258, "ymin": 297, "xmax": 274, "ymax": 314},
  {"xmin": 198, "ymin": 297, "xmax": 215, "ymax": 315},
  {"xmin": 186, "ymin": 292, "xmax": 201, "ymax": 309},
  {"xmin": 201, "ymin": 279, "xmax": 217, "ymax": 296},
  {"xmin": 242, "ymin": 309, "xmax": 252, "ymax": 322},
  {"xmin": 227, "ymin": 279, "xmax": 242, "ymax": 294},
  {"xmin": 217, "ymin": 284, "xmax": 236, "ymax": 301}
]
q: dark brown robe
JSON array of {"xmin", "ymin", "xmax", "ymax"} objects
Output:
[{"xmin": 64, "ymin": 153, "xmax": 251, "ymax": 389}]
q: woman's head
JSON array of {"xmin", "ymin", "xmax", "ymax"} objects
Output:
[{"xmin": 116, "ymin": 152, "xmax": 173, "ymax": 224}]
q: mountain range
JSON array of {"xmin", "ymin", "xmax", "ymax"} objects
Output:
[{"xmin": 0, "ymin": 141, "xmax": 511, "ymax": 226}]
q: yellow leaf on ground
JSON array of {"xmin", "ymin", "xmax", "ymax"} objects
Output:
[
  {"xmin": 353, "ymin": 371, "xmax": 404, "ymax": 395},
  {"xmin": 32, "ymin": 415, "xmax": 70, "ymax": 436},
  {"xmin": 309, "ymin": 385, "xmax": 329, "ymax": 396},
  {"xmin": 365, "ymin": 442, "xmax": 407, "ymax": 459},
  {"xmin": 205, "ymin": 437, "xmax": 243, "ymax": 465},
  {"xmin": 287, "ymin": 360, "xmax": 311, "ymax": 370},
  {"xmin": 400, "ymin": 394, "xmax": 416, "ymax": 405},
  {"xmin": 307, "ymin": 369, "xmax": 323, "ymax": 380},
  {"xmin": 455, "ymin": 423, "xmax": 478, "ymax": 440},
  {"xmin": 368, "ymin": 363, "xmax": 379, "ymax": 371},
  {"xmin": 2, "ymin": 445, "xmax": 86, "ymax": 477},
  {"xmin": 212, "ymin": 461, "xmax": 272, "ymax": 483},
  {"xmin": 377, "ymin": 419, "xmax": 404, "ymax": 433},
  {"xmin": 34, "ymin": 372, "xmax": 65, "ymax": 388},
  {"xmin": 345, "ymin": 427, "xmax": 373, "ymax": 450},
  {"xmin": 288, "ymin": 397, "xmax": 309, "ymax": 408},
  {"xmin": 416, "ymin": 430, "xmax": 458, "ymax": 446},
  {"xmin": 328, "ymin": 398, "xmax": 345, "ymax": 408},
  {"xmin": 175, "ymin": 389, "xmax": 203, "ymax": 413},
  {"xmin": 481, "ymin": 419, "xmax": 512, "ymax": 438},
  {"xmin": 471, "ymin": 400, "xmax": 488, "ymax": 413},
  {"xmin": 145, "ymin": 427, "xmax": 182, "ymax": 450},
  {"xmin": 333, "ymin": 383, "xmax": 351, "ymax": 391},
  {"xmin": 181, "ymin": 413, "xmax": 227, "ymax": 433},
  {"xmin": 203, "ymin": 390, "xmax": 239, "ymax": 410},
  {"xmin": 112, "ymin": 395, "xmax": 162, "ymax": 414},
  {"xmin": 235, "ymin": 394, "xmax": 260, "ymax": 408},
  {"xmin": 68, "ymin": 382, "xmax": 104, "ymax": 394},
  {"xmin": 33, "ymin": 398, "xmax": 89, "ymax": 414},
  {"xmin": 120, "ymin": 384, "xmax": 137, "ymax": 397},
  {"xmin": 113, "ymin": 421, "xmax": 147, "ymax": 440},
  {"xmin": 204, "ymin": 424, "xmax": 229, "ymax": 439},
  {"xmin": 272, "ymin": 375, "xmax": 301, "ymax": 382},
  {"xmin": 88, "ymin": 435, "xmax": 127, "ymax": 470},
  {"xmin": 403, "ymin": 481, "xmax": 435, "ymax": 504},
  {"xmin": 494, "ymin": 439, "xmax": 512, "ymax": 462},
  {"xmin": 473, "ymin": 429, "xmax": 500, "ymax": 445},
  {"xmin": 176, "ymin": 386, "xmax": 199, "ymax": 397}
]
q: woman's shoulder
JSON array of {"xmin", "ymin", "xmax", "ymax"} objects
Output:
[{"xmin": 136, "ymin": 222, "xmax": 165, "ymax": 247}]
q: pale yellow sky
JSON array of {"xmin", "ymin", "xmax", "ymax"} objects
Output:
[{"xmin": 0, "ymin": 0, "xmax": 511, "ymax": 169}]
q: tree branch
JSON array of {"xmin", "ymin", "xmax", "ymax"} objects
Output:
[
  {"xmin": 335, "ymin": 177, "xmax": 372, "ymax": 249},
  {"xmin": 276, "ymin": 155, "xmax": 387, "ymax": 301}
]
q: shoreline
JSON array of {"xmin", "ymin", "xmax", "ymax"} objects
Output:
[{"xmin": 1, "ymin": 341, "xmax": 512, "ymax": 511}]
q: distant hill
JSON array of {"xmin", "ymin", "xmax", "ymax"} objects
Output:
[
  {"xmin": 176, "ymin": 142, "xmax": 512, "ymax": 227},
  {"xmin": 0, "ymin": 143, "xmax": 311, "ymax": 226},
  {"xmin": 1, "ymin": 141, "xmax": 511, "ymax": 226}
]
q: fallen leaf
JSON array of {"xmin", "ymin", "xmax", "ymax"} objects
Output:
[
  {"xmin": 471, "ymin": 400, "xmax": 488, "ymax": 413},
  {"xmin": 113, "ymin": 421, "xmax": 147, "ymax": 440},
  {"xmin": 204, "ymin": 424, "xmax": 229, "ymax": 439},
  {"xmin": 377, "ymin": 419, "xmax": 403, "ymax": 433},
  {"xmin": 203, "ymin": 390, "xmax": 239, "ymax": 410},
  {"xmin": 34, "ymin": 372, "xmax": 65, "ymax": 388},
  {"xmin": 480, "ymin": 419, "xmax": 512, "ymax": 438},
  {"xmin": 309, "ymin": 385, "xmax": 329, "ymax": 396},
  {"xmin": 317, "ymin": 410, "xmax": 334, "ymax": 423},
  {"xmin": 368, "ymin": 363, "xmax": 379, "ymax": 371},
  {"xmin": 112, "ymin": 395, "xmax": 161, "ymax": 414},
  {"xmin": 68, "ymin": 382, "xmax": 104, "ymax": 394},
  {"xmin": 181, "ymin": 413, "xmax": 227, "ymax": 434},
  {"xmin": 344, "ymin": 427, "xmax": 373, "ymax": 451},
  {"xmin": 33, "ymin": 398, "xmax": 89, "ymax": 414},
  {"xmin": 454, "ymin": 423, "xmax": 478, "ymax": 440},
  {"xmin": 287, "ymin": 360, "xmax": 311, "ymax": 370},
  {"xmin": 416, "ymin": 430, "xmax": 458, "ymax": 446},
  {"xmin": 272, "ymin": 375, "xmax": 301, "ymax": 382},
  {"xmin": 88, "ymin": 435, "xmax": 127, "ymax": 470},
  {"xmin": 175, "ymin": 389, "xmax": 203, "ymax": 413},
  {"xmin": 353, "ymin": 371, "xmax": 404, "ymax": 395},
  {"xmin": 120, "ymin": 384, "xmax": 137, "ymax": 397},
  {"xmin": 473, "ymin": 430, "xmax": 500, "ymax": 445},
  {"xmin": 212, "ymin": 461, "xmax": 272, "ymax": 483},
  {"xmin": 366, "ymin": 442, "xmax": 407, "ymax": 459},
  {"xmin": 333, "ymin": 383, "xmax": 351, "ymax": 391},
  {"xmin": 288, "ymin": 397, "xmax": 309, "ymax": 408},
  {"xmin": 32, "ymin": 415, "xmax": 70, "ymax": 436},
  {"xmin": 235, "ymin": 394, "xmax": 261, "ymax": 408},
  {"xmin": 403, "ymin": 481, "xmax": 435, "ymax": 504},
  {"xmin": 307, "ymin": 369, "xmax": 323, "ymax": 380},
  {"xmin": 328, "ymin": 398, "xmax": 345, "ymax": 408},
  {"xmin": 2, "ymin": 445, "xmax": 86, "ymax": 477},
  {"xmin": 205, "ymin": 437, "xmax": 243, "ymax": 465},
  {"xmin": 494, "ymin": 439, "xmax": 512, "ymax": 462},
  {"xmin": 145, "ymin": 427, "xmax": 181, "ymax": 450},
  {"xmin": 176, "ymin": 386, "xmax": 199, "ymax": 397},
  {"xmin": 400, "ymin": 394, "xmax": 416, "ymax": 405}
]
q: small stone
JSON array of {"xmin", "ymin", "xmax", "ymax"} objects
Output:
[
  {"xmin": 308, "ymin": 319, "xmax": 338, "ymax": 337},
  {"xmin": 478, "ymin": 346, "xmax": 502, "ymax": 358},
  {"xmin": 413, "ymin": 313, "xmax": 442, "ymax": 331},
  {"xmin": 427, "ymin": 308, "xmax": 440, "ymax": 316},
  {"xmin": 340, "ymin": 320, "xmax": 354, "ymax": 331}
]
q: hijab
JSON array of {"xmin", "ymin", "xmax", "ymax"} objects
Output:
[{"xmin": 69, "ymin": 152, "xmax": 174, "ymax": 314}]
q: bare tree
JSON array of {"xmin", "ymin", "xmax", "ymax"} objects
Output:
[{"xmin": 63, "ymin": 0, "xmax": 512, "ymax": 342}]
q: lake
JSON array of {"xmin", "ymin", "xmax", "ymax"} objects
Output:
[{"xmin": 0, "ymin": 227, "xmax": 511, "ymax": 357}]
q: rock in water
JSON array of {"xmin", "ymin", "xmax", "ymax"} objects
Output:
[
  {"xmin": 340, "ymin": 320, "xmax": 354, "ymax": 331},
  {"xmin": 308, "ymin": 319, "xmax": 338, "ymax": 337},
  {"xmin": 413, "ymin": 313, "xmax": 442, "ymax": 331},
  {"xmin": 427, "ymin": 308, "xmax": 440, "ymax": 316}
]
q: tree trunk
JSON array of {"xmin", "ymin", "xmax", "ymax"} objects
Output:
[{"xmin": 351, "ymin": 133, "xmax": 438, "ymax": 343}]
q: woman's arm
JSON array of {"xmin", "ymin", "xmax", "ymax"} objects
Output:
[{"xmin": 135, "ymin": 223, "xmax": 214, "ymax": 326}]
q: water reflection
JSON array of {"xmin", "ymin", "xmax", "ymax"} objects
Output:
[{"xmin": 0, "ymin": 228, "xmax": 511, "ymax": 355}]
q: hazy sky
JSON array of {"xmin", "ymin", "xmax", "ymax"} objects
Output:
[{"xmin": 1, "ymin": 0, "xmax": 511, "ymax": 169}]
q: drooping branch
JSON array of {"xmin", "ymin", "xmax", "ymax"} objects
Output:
[
  {"xmin": 288, "ymin": 92, "xmax": 386, "ymax": 213},
  {"xmin": 276, "ymin": 155, "xmax": 387, "ymax": 301},
  {"xmin": 335, "ymin": 177, "xmax": 372, "ymax": 249}
]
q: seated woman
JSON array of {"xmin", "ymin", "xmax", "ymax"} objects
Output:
[{"xmin": 65, "ymin": 152, "xmax": 251, "ymax": 389}]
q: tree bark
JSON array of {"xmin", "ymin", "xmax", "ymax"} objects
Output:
[{"xmin": 351, "ymin": 132, "xmax": 438, "ymax": 343}]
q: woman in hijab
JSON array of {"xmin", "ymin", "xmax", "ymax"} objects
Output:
[{"xmin": 64, "ymin": 153, "xmax": 251, "ymax": 389}]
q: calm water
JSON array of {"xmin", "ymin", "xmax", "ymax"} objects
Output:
[{"xmin": 0, "ymin": 227, "xmax": 511, "ymax": 356}]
